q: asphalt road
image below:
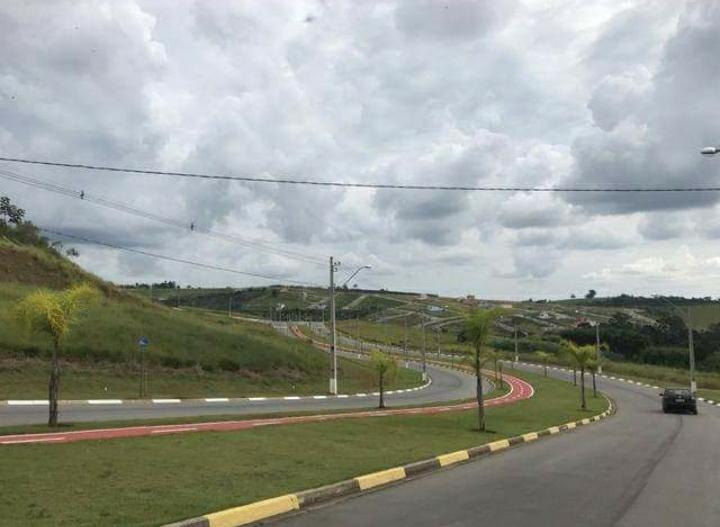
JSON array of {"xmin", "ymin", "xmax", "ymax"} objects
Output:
[
  {"xmin": 272, "ymin": 364, "xmax": 720, "ymax": 527},
  {"xmin": 0, "ymin": 362, "xmax": 478, "ymax": 426}
]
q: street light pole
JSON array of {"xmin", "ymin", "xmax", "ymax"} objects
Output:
[
  {"xmin": 688, "ymin": 307, "xmax": 696, "ymax": 394},
  {"xmin": 656, "ymin": 296, "xmax": 696, "ymax": 394},
  {"xmin": 403, "ymin": 314, "xmax": 409, "ymax": 367},
  {"xmin": 513, "ymin": 320, "xmax": 519, "ymax": 364},
  {"xmin": 329, "ymin": 256, "xmax": 338, "ymax": 395},
  {"xmin": 422, "ymin": 319, "xmax": 428, "ymax": 381},
  {"xmin": 595, "ymin": 322, "xmax": 602, "ymax": 374}
]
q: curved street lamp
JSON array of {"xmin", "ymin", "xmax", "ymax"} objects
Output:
[{"xmin": 329, "ymin": 261, "xmax": 373, "ymax": 394}]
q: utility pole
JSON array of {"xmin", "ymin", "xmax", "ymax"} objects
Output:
[
  {"xmin": 514, "ymin": 320, "xmax": 519, "ymax": 364},
  {"xmin": 329, "ymin": 256, "xmax": 339, "ymax": 395},
  {"xmin": 403, "ymin": 314, "xmax": 409, "ymax": 367},
  {"xmin": 688, "ymin": 307, "xmax": 696, "ymax": 394},
  {"xmin": 422, "ymin": 320, "xmax": 427, "ymax": 381},
  {"xmin": 228, "ymin": 293, "xmax": 232, "ymax": 318},
  {"xmin": 595, "ymin": 322, "xmax": 602, "ymax": 373},
  {"xmin": 435, "ymin": 328, "xmax": 440, "ymax": 359}
]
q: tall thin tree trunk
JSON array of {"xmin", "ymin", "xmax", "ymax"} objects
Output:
[
  {"xmin": 573, "ymin": 368, "xmax": 577, "ymax": 386},
  {"xmin": 476, "ymin": 348, "xmax": 485, "ymax": 432},
  {"xmin": 48, "ymin": 338, "xmax": 60, "ymax": 427},
  {"xmin": 592, "ymin": 373, "xmax": 597, "ymax": 398},
  {"xmin": 580, "ymin": 366, "xmax": 586, "ymax": 409},
  {"xmin": 378, "ymin": 371, "xmax": 385, "ymax": 409}
]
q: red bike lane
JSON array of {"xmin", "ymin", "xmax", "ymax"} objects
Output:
[{"xmin": 0, "ymin": 371, "xmax": 533, "ymax": 446}]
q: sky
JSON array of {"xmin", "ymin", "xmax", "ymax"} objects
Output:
[{"xmin": 1, "ymin": 0, "xmax": 720, "ymax": 300}]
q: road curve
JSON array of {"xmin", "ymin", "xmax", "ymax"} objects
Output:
[
  {"xmin": 271, "ymin": 363, "xmax": 720, "ymax": 527},
  {"xmin": 0, "ymin": 371, "xmax": 531, "ymax": 445},
  {"xmin": 0, "ymin": 362, "xmax": 478, "ymax": 426}
]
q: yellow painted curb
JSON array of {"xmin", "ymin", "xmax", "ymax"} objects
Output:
[
  {"xmin": 547, "ymin": 426, "xmax": 560, "ymax": 434},
  {"xmin": 581, "ymin": 418, "xmax": 591, "ymax": 425},
  {"xmin": 437, "ymin": 450, "xmax": 469, "ymax": 467},
  {"xmin": 488, "ymin": 439, "xmax": 510, "ymax": 452},
  {"xmin": 355, "ymin": 467, "xmax": 406, "ymax": 490},
  {"xmin": 206, "ymin": 494, "xmax": 299, "ymax": 527},
  {"xmin": 522, "ymin": 432, "xmax": 538, "ymax": 442},
  {"xmin": 565, "ymin": 422, "xmax": 577, "ymax": 429}
]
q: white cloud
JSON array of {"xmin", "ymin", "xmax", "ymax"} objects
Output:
[{"xmin": 1, "ymin": 0, "xmax": 719, "ymax": 299}]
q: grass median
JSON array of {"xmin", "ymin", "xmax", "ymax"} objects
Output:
[{"xmin": 0, "ymin": 368, "xmax": 607, "ymax": 527}]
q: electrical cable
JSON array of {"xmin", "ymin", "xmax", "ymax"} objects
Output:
[{"xmin": 2, "ymin": 155, "xmax": 719, "ymax": 192}]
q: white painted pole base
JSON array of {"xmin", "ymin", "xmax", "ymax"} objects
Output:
[
  {"xmin": 329, "ymin": 378, "xmax": 337, "ymax": 395},
  {"xmin": 422, "ymin": 372, "xmax": 428, "ymax": 382}
]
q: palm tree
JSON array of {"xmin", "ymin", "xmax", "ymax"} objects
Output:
[
  {"xmin": 587, "ymin": 358, "xmax": 601, "ymax": 398},
  {"xmin": 463, "ymin": 309, "xmax": 501, "ymax": 432},
  {"xmin": 15, "ymin": 284, "xmax": 98, "ymax": 426},
  {"xmin": 534, "ymin": 351, "xmax": 551, "ymax": 376},
  {"xmin": 562, "ymin": 341, "xmax": 595, "ymax": 410},
  {"xmin": 369, "ymin": 349, "xmax": 397, "ymax": 409}
]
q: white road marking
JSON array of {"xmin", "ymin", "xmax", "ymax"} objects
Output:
[
  {"xmin": 336, "ymin": 395, "xmax": 349, "ymax": 398},
  {"xmin": 7, "ymin": 400, "xmax": 48, "ymax": 405},
  {"xmin": 204, "ymin": 398, "xmax": 229, "ymax": 402},
  {"xmin": 312, "ymin": 395, "xmax": 327, "ymax": 399},
  {"xmin": 284, "ymin": 396, "xmax": 301, "ymax": 400},
  {"xmin": 1, "ymin": 436, "xmax": 66, "ymax": 444},
  {"xmin": 87, "ymin": 400, "xmax": 123, "ymax": 405},
  {"xmin": 248, "ymin": 397, "xmax": 267, "ymax": 401},
  {"xmin": 152, "ymin": 399, "xmax": 181, "ymax": 404}
]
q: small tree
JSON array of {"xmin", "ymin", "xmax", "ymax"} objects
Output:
[
  {"xmin": 463, "ymin": 309, "xmax": 501, "ymax": 432},
  {"xmin": 562, "ymin": 341, "xmax": 595, "ymax": 410},
  {"xmin": 369, "ymin": 350, "xmax": 397, "ymax": 409},
  {"xmin": 587, "ymin": 358, "xmax": 601, "ymax": 398},
  {"xmin": 534, "ymin": 351, "xmax": 551, "ymax": 376},
  {"xmin": 15, "ymin": 284, "xmax": 98, "ymax": 426}
]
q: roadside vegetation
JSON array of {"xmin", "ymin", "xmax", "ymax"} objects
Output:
[
  {"xmin": 0, "ymin": 368, "xmax": 606, "ymax": 527},
  {"xmin": 0, "ymin": 199, "xmax": 422, "ymax": 400}
]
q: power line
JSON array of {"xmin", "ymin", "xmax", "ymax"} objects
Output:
[
  {"xmin": 40, "ymin": 227, "xmax": 322, "ymax": 287},
  {"xmin": 0, "ymin": 168, "xmax": 327, "ymax": 266},
  {"xmin": 2, "ymin": 155, "xmax": 720, "ymax": 192}
]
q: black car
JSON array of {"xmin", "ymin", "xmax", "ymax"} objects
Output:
[{"xmin": 660, "ymin": 387, "xmax": 698, "ymax": 414}]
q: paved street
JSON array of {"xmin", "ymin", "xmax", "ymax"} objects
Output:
[
  {"xmin": 0, "ymin": 362, "xmax": 477, "ymax": 426},
  {"xmin": 273, "ymin": 365, "xmax": 720, "ymax": 527}
]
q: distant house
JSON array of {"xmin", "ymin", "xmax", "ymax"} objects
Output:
[
  {"xmin": 538, "ymin": 311, "xmax": 552, "ymax": 320},
  {"xmin": 419, "ymin": 293, "xmax": 428, "ymax": 300},
  {"xmin": 500, "ymin": 303, "xmax": 513, "ymax": 309},
  {"xmin": 427, "ymin": 305, "xmax": 444, "ymax": 313}
]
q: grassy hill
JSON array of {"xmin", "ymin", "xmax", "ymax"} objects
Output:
[{"xmin": 0, "ymin": 240, "xmax": 420, "ymax": 399}]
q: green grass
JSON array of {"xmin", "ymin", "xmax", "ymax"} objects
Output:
[
  {"xmin": 0, "ymin": 368, "xmax": 606, "ymax": 527},
  {"xmin": 0, "ymin": 282, "xmax": 421, "ymax": 399},
  {"xmin": 0, "ymin": 354, "xmax": 422, "ymax": 399}
]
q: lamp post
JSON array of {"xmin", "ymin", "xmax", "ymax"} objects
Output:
[
  {"xmin": 329, "ymin": 261, "xmax": 372, "ymax": 394},
  {"xmin": 595, "ymin": 321, "xmax": 602, "ymax": 374},
  {"xmin": 655, "ymin": 296, "xmax": 696, "ymax": 394}
]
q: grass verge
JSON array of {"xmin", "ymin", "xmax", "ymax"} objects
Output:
[{"xmin": 0, "ymin": 368, "xmax": 606, "ymax": 527}]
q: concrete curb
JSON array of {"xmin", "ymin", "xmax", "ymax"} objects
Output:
[{"xmin": 164, "ymin": 396, "xmax": 616, "ymax": 527}]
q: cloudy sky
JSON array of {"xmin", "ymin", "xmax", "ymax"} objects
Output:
[{"xmin": 1, "ymin": 0, "xmax": 720, "ymax": 300}]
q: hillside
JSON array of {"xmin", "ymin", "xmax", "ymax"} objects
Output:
[{"xmin": 0, "ymin": 241, "xmax": 421, "ymax": 399}]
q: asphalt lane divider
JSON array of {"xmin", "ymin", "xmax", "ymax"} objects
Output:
[
  {"xmin": 0, "ymin": 380, "xmax": 432, "ymax": 407},
  {"xmin": 165, "ymin": 396, "xmax": 615, "ymax": 527}
]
